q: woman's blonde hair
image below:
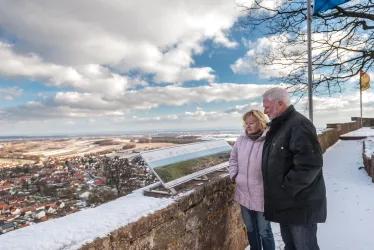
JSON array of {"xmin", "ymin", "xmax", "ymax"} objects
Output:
[{"xmin": 242, "ymin": 109, "xmax": 270, "ymax": 131}]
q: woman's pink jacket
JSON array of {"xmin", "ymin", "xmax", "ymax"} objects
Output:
[{"xmin": 229, "ymin": 131, "xmax": 266, "ymax": 212}]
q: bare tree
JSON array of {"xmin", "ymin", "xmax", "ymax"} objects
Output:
[
  {"xmin": 238, "ymin": 0, "xmax": 374, "ymax": 96},
  {"xmin": 87, "ymin": 187, "xmax": 117, "ymax": 206},
  {"xmin": 102, "ymin": 157, "xmax": 133, "ymax": 196},
  {"xmin": 21, "ymin": 179, "xmax": 29, "ymax": 190}
]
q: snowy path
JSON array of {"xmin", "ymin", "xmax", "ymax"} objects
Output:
[
  {"xmin": 318, "ymin": 140, "xmax": 374, "ymax": 249},
  {"xmin": 267, "ymin": 140, "xmax": 374, "ymax": 250}
]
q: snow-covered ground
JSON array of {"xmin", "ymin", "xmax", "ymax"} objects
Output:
[
  {"xmin": 318, "ymin": 140, "xmax": 374, "ymax": 249},
  {"xmin": 0, "ymin": 183, "xmax": 178, "ymax": 250},
  {"xmin": 341, "ymin": 127, "xmax": 374, "ymax": 137},
  {"xmin": 252, "ymin": 140, "xmax": 374, "ymax": 250}
]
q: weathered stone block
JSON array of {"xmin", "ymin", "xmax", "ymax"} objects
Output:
[
  {"xmin": 80, "ymin": 237, "xmax": 106, "ymax": 250},
  {"xmin": 164, "ymin": 231, "xmax": 199, "ymax": 250},
  {"xmin": 178, "ymin": 185, "xmax": 205, "ymax": 211},
  {"xmin": 206, "ymin": 191, "xmax": 228, "ymax": 212},
  {"xmin": 204, "ymin": 176, "xmax": 228, "ymax": 195},
  {"xmin": 223, "ymin": 227, "xmax": 249, "ymax": 250},
  {"xmin": 80, "ymin": 172, "xmax": 247, "ymax": 250},
  {"xmin": 202, "ymin": 222, "xmax": 228, "ymax": 248},
  {"xmin": 117, "ymin": 203, "xmax": 180, "ymax": 241},
  {"xmin": 152, "ymin": 215, "xmax": 186, "ymax": 249},
  {"xmin": 101, "ymin": 238, "xmax": 110, "ymax": 250},
  {"xmin": 226, "ymin": 202, "xmax": 243, "ymax": 233},
  {"xmin": 128, "ymin": 236, "xmax": 153, "ymax": 250},
  {"xmin": 185, "ymin": 201, "xmax": 209, "ymax": 233},
  {"xmin": 110, "ymin": 239, "xmax": 131, "ymax": 250}
]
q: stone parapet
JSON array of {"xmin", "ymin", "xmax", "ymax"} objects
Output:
[
  {"xmin": 318, "ymin": 120, "xmax": 359, "ymax": 152},
  {"xmin": 362, "ymin": 138, "xmax": 374, "ymax": 183},
  {"xmin": 351, "ymin": 117, "xmax": 374, "ymax": 127},
  {"xmin": 327, "ymin": 120, "xmax": 360, "ymax": 136},
  {"xmin": 80, "ymin": 175, "xmax": 248, "ymax": 250}
]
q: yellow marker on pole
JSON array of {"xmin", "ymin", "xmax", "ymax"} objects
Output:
[{"xmin": 360, "ymin": 70, "xmax": 371, "ymax": 128}]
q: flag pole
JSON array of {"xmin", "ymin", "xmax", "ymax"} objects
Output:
[
  {"xmin": 307, "ymin": 0, "xmax": 313, "ymax": 123},
  {"xmin": 360, "ymin": 73, "xmax": 363, "ymax": 128}
]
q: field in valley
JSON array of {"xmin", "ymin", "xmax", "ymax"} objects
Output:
[
  {"xmin": 0, "ymin": 158, "xmax": 35, "ymax": 164},
  {"xmin": 0, "ymin": 137, "xmax": 176, "ymax": 165}
]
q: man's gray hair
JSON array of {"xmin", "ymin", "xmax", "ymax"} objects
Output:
[{"xmin": 263, "ymin": 87, "xmax": 291, "ymax": 106}]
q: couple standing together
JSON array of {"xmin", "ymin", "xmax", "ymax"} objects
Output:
[{"xmin": 229, "ymin": 87, "xmax": 327, "ymax": 250}]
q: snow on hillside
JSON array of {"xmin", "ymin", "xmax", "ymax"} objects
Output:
[{"xmin": 198, "ymin": 133, "xmax": 240, "ymax": 142}]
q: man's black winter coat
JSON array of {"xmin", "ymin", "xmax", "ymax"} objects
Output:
[{"xmin": 262, "ymin": 105, "xmax": 327, "ymax": 225}]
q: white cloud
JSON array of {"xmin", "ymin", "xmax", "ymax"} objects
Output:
[
  {"xmin": 0, "ymin": 83, "xmax": 275, "ymax": 121},
  {"xmin": 184, "ymin": 110, "xmax": 222, "ymax": 121},
  {"xmin": 292, "ymin": 90, "xmax": 374, "ymax": 127},
  {"xmin": 0, "ymin": 0, "xmax": 252, "ymax": 135},
  {"xmin": 118, "ymin": 83, "xmax": 275, "ymax": 107},
  {"xmin": 133, "ymin": 109, "xmax": 228, "ymax": 123},
  {"xmin": 232, "ymin": 29, "xmax": 370, "ymax": 80},
  {"xmin": 223, "ymin": 89, "xmax": 374, "ymax": 129},
  {"xmin": 0, "ymin": 0, "xmax": 241, "ymax": 84},
  {"xmin": 0, "ymin": 87, "xmax": 23, "ymax": 100},
  {"xmin": 224, "ymin": 102, "xmax": 262, "ymax": 114},
  {"xmin": 0, "ymin": 43, "xmax": 147, "ymax": 97},
  {"xmin": 231, "ymin": 34, "xmax": 305, "ymax": 78},
  {"xmin": 65, "ymin": 120, "xmax": 76, "ymax": 126},
  {"xmin": 2, "ymin": 88, "xmax": 373, "ymax": 135}
]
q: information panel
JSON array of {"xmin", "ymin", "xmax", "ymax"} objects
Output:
[{"xmin": 141, "ymin": 140, "xmax": 232, "ymax": 189}]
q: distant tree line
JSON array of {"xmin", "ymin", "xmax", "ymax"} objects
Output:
[
  {"xmin": 137, "ymin": 138, "xmax": 201, "ymax": 144},
  {"xmin": 93, "ymin": 139, "xmax": 121, "ymax": 146}
]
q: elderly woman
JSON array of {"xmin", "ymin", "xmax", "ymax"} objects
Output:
[{"xmin": 229, "ymin": 110, "xmax": 275, "ymax": 250}]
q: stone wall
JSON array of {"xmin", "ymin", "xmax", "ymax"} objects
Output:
[
  {"xmin": 351, "ymin": 117, "xmax": 374, "ymax": 127},
  {"xmin": 318, "ymin": 129, "xmax": 340, "ymax": 153},
  {"xmin": 80, "ymin": 176, "xmax": 248, "ymax": 250},
  {"xmin": 319, "ymin": 120, "xmax": 360, "ymax": 153},
  {"xmin": 326, "ymin": 120, "xmax": 360, "ymax": 137},
  {"xmin": 362, "ymin": 139, "xmax": 374, "ymax": 183}
]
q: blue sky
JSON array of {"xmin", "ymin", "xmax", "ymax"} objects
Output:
[{"xmin": 0, "ymin": 0, "xmax": 372, "ymax": 136}]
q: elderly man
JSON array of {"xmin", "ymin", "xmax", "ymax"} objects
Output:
[{"xmin": 261, "ymin": 87, "xmax": 326, "ymax": 250}]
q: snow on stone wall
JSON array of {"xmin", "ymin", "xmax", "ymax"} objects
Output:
[
  {"xmin": 79, "ymin": 175, "xmax": 247, "ymax": 250},
  {"xmin": 363, "ymin": 137, "xmax": 374, "ymax": 183},
  {"xmin": 0, "ymin": 183, "xmax": 176, "ymax": 250}
]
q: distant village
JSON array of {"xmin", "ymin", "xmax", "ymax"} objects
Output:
[
  {"xmin": 0, "ymin": 133, "xmax": 210, "ymax": 234},
  {"xmin": 0, "ymin": 154, "xmax": 160, "ymax": 235},
  {"xmin": 0, "ymin": 132, "xmax": 234, "ymax": 235}
]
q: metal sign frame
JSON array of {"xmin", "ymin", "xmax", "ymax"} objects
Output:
[{"xmin": 140, "ymin": 139, "xmax": 231, "ymax": 193}]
